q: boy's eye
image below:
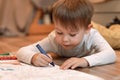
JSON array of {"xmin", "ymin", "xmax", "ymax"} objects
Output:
[
  {"xmin": 70, "ymin": 34, "xmax": 76, "ymax": 37},
  {"xmin": 56, "ymin": 31, "xmax": 63, "ymax": 35}
]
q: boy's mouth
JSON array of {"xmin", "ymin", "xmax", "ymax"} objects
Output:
[{"xmin": 62, "ymin": 44, "xmax": 73, "ymax": 49}]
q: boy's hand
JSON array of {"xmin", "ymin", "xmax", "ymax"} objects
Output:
[
  {"xmin": 60, "ymin": 57, "xmax": 89, "ymax": 70},
  {"xmin": 31, "ymin": 53, "xmax": 53, "ymax": 67}
]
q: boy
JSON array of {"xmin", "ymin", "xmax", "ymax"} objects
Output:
[{"xmin": 16, "ymin": 0, "xmax": 116, "ymax": 70}]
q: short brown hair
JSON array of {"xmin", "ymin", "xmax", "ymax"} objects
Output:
[{"xmin": 52, "ymin": 0, "xmax": 94, "ymax": 30}]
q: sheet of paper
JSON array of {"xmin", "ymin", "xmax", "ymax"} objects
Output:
[{"xmin": 0, "ymin": 63, "xmax": 104, "ymax": 80}]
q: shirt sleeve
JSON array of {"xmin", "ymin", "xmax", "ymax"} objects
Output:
[
  {"xmin": 16, "ymin": 45, "xmax": 38, "ymax": 64},
  {"xmin": 16, "ymin": 31, "xmax": 58, "ymax": 64},
  {"xmin": 84, "ymin": 29, "xmax": 116, "ymax": 67}
]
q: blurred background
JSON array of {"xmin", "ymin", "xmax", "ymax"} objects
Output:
[
  {"xmin": 0, "ymin": 0, "xmax": 119, "ymax": 37},
  {"xmin": 0, "ymin": 0, "xmax": 120, "ymax": 54}
]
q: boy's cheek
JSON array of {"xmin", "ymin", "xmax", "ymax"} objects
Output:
[{"xmin": 55, "ymin": 37, "xmax": 61, "ymax": 43}]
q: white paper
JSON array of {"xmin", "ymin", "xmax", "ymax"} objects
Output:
[{"xmin": 0, "ymin": 63, "xmax": 104, "ymax": 80}]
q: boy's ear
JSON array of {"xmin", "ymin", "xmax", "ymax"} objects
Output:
[{"xmin": 85, "ymin": 24, "xmax": 93, "ymax": 34}]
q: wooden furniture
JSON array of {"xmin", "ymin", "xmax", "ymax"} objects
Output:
[
  {"xmin": 92, "ymin": 0, "xmax": 120, "ymax": 26},
  {"xmin": 0, "ymin": 35, "xmax": 120, "ymax": 80},
  {"xmin": 28, "ymin": 10, "xmax": 54, "ymax": 35},
  {"xmin": 56, "ymin": 51, "xmax": 120, "ymax": 80}
]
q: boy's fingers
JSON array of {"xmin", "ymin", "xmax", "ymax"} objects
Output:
[
  {"xmin": 32, "ymin": 53, "xmax": 53, "ymax": 67},
  {"xmin": 38, "ymin": 56, "xmax": 49, "ymax": 66},
  {"xmin": 36, "ymin": 61, "xmax": 48, "ymax": 67},
  {"xmin": 71, "ymin": 63, "xmax": 80, "ymax": 69},
  {"xmin": 41, "ymin": 54, "xmax": 53, "ymax": 63},
  {"xmin": 33, "ymin": 54, "xmax": 49, "ymax": 66},
  {"xmin": 60, "ymin": 60, "xmax": 74, "ymax": 69},
  {"xmin": 47, "ymin": 54, "xmax": 53, "ymax": 59}
]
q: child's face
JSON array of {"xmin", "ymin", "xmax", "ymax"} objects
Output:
[{"xmin": 54, "ymin": 22, "xmax": 89, "ymax": 50}]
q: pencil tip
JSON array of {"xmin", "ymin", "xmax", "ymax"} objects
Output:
[{"xmin": 51, "ymin": 62, "xmax": 55, "ymax": 66}]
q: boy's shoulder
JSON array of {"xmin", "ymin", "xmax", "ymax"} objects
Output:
[
  {"xmin": 86, "ymin": 28, "xmax": 101, "ymax": 39},
  {"xmin": 47, "ymin": 30, "xmax": 56, "ymax": 41},
  {"xmin": 48, "ymin": 30, "xmax": 56, "ymax": 37},
  {"xmin": 90, "ymin": 28, "xmax": 98, "ymax": 33},
  {"xmin": 90, "ymin": 28, "xmax": 100, "ymax": 35}
]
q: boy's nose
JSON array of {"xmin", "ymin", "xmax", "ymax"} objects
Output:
[{"xmin": 62, "ymin": 36, "xmax": 69, "ymax": 42}]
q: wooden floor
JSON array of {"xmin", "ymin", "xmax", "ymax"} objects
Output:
[
  {"xmin": 0, "ymin": 35, "xmax": 120, "ymax": 80},
  {"xmin": 0, "ymin": 35, "xmax": 47, "ymax": 53}
]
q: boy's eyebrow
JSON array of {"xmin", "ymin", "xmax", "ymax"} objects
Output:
[
  {"xmin": 54, "ymin": 27, "xmax": 62, "ymax": 30},
  {"xmin": 69, "ymin": 31, "xmax": 79, "ymax": 34},
  {"xmin": 54, "ymin": 27, "xmax": 60, "ymax": 30}
]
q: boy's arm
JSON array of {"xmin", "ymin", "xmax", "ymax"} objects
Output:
[
  {"xmin": 16, "ymin": 31, "xmax": 57, "ymax": 64},
  {"xmin": 83, "ymin": 30, "xmax": 116, "ymax": 67},
  {"xmin": 16, "ymin": 45, "xmax": 38, "ymax": 64},
  {"xmin": 16, "ymin": 37, "xmax": 52, "ymax": 64}
]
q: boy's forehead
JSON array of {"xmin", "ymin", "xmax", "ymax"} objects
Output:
[
  {"xmin": 55, "ymin": 24, "xmax": 81, "ymax": 32},
  {"xmin": 55, "ymin": 20, "xmax": 83, "ymax": 31}
]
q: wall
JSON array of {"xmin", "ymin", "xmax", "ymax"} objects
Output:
[{"xmin": 92, "ymin": 0, "xmax": 120, "ymax": 26}]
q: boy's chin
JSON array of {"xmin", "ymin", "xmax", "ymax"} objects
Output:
[{"xmin": 62, "ymin": 46, "xmax": 74, "ymax": 50}]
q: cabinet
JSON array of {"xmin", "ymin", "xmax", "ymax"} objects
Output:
[{"xmin": 92, "ymin": 0, "xmax": 120, "ymax": 26}]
